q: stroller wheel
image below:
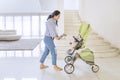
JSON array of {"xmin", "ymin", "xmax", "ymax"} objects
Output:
[
  {"xmin": 64, "ymin": 64, "xmax": 74, "ymax": 74},
  {"xmin": 91, "ymin": 64, "xmax": 99, "ymax": 73},
  {"xmin": 64, "ymin": 56, "xmax": 73, "ymax": 64}
]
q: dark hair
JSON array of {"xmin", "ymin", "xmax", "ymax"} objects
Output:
[{"xmin": 47, "ymin": 10, "xmax": 60, "ymax": 25}]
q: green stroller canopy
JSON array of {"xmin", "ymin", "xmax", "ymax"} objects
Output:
[{"xmin": 79, "ymin": 22, "xmax": 91, "ymax": 48}]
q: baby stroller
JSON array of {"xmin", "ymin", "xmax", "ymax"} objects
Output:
[{"xmin": 64, "ymin": 23, "xmax": 99, "ymax": 74}]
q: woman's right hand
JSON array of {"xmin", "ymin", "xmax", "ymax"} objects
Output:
[
  {"xmin": 61, "ymin": 33, "xmax": 67, "ymax": 37},
  {"xmin": 54, "ymin": 35, "xmax": 62, "ymax": 40},
  {"xmin": 54, "ymin": 33, "xmax": 67, "ymax": 40}
]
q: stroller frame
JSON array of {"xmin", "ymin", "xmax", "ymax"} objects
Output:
[{"xmin": 64, "ymin": 23, "xmax": 99, "ymax": 74}]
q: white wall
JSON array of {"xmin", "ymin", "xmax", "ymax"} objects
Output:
[
  {"xmin": 57, "ymin": 0, "xmax": 64, "ymax": 35},
  {"xmin": 64, "ymin": 0, "xmax": 79, "ymax": 10},
  {"xmin": 79, "ymin": 0, "xmax": 120, "ymax": 48},
  {"xmin": 39, "ymin": 0, "xmax": 58, "ymax": 11},
  {"xmin": 0, "ymin": 0, "xmax": 41, "ymax": 13}
]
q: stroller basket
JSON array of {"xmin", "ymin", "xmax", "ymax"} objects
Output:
[{"xmin": 79, "ymin": 48, "xmax": 94, "ymax": 64}]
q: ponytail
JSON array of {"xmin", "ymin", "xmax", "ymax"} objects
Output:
[{"xmin": 47, "ymin": 14, "xmax": 53, "ymax": 20}]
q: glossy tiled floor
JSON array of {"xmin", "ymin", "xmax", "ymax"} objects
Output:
[{"xmin": 0, "ymin": 54, "xmax": 120, "ymax": 80}]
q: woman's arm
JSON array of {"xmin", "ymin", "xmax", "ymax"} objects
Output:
[
  {"xmin": 54, "ymin": 35, "xmax": 62, "ymax": 40},
  {"xmin": 54, "ymin": 34, "xmax": 67, "ymax": 40}
]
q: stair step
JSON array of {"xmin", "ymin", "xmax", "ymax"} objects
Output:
[
  {"xmin": 65, "ymin": 26, "xmax": 79, "ymax": 29},
  {"xmin": 55, "ymin": 41, "xmax": 111, "ymax": 48},
  {"xmin": 64, "ymin": 23, "xmax": 81, "ymax": 25},
  {"xmin": 63, "ymin": 35, "xmax": 103, "ymax": 40},
  {"xmin": 86, "ymin": 43, "xmax": 111, "ymax": 46},
  {"xmin": 54, "ymin": 38, "xmax": 108, "ymax": 45},
  {"xmin": 65, "ymin": 27, "xmax": 80, "ymax": 31},
  {"xmin": 56, "ymin": 46, "xmax": 117, "ymax": 52},
  {"xmin": 94, "ymin": 50, "xmax": 120, "ymax": 58},
  {"xmin": 90, "ymin": 46, "xmax": 117, "ymax": 51},
  {"xmin": 64, "ymin": 18, "xmax": 80, "ymax": 20},
  {"xmin": 55, "ymin": 49, "xmax": 120, "ymax": 59},
  {"xmin": 64, "ymin": 21, "xmax": 81, "ymax": 23}
]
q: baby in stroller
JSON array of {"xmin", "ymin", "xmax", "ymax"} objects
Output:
[{"xmin": 64, "ymin": 23, "xmax": 99, "ymax": 74}]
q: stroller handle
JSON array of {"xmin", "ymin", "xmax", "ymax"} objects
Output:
[
  {"xmin": 73, "ymin": 36, "xmax": 79, "ymax": 42},
  {"xmin": 73, "ymin": 36, "xmax": 83, "ymax": 42}
]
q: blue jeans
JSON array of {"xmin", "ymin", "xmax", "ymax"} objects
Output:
[{"xmin": 40, "ymin": 36, "xmax": 57, "ymax": 65}]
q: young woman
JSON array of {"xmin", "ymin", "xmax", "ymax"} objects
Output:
[{"xmin": 40, "ymin": 10, "xmax": 63, "ymax": 71}]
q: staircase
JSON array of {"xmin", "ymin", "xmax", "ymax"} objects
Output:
[{"xmin": 54, "ymin": 10, "xmax": 120, "ymax": 58}]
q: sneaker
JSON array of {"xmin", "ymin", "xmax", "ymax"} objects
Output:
[{"xmin": 54, "ymin": 66, "xmax": 63, "ymax": 71}]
